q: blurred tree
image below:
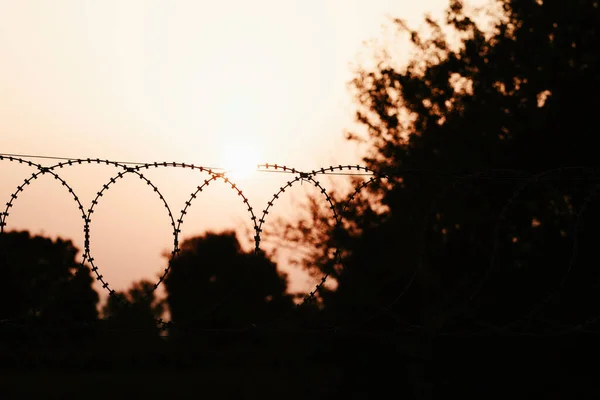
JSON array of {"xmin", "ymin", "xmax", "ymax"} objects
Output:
[{"xmin": 0, "ymin": 230, "xmax": 99, "ymax": 338}]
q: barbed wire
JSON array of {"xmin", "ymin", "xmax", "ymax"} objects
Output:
[{"xmin": 1, "ymin": 153, "xmax": 599, "ymax": 338}]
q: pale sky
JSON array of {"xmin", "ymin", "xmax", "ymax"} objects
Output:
[{"xmin": 0, "ymin": 0, "xmax": 482, "ymax": 304}]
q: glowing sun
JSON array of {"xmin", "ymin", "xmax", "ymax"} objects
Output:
[{"xmin": 221, "ymin": 144, "xmax": 260, "ymax": 180}]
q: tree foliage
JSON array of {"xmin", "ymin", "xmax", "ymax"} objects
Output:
[
  {"xmin": 163, "ymin": 231, "xmax": 295, "ymax": 334},
  {"xmin": 0, "ymin": 231, "xmax": 99, "ymax": 338},
  {"xmin": 102, "ymin": 279, "xmax": 164, "ymax": 336},
  {"xmin": 286, "ymin": 0, "xmax": 600, "ymax": 334}
]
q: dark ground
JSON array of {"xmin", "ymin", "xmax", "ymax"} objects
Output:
[{"xmin": 2, "ymin": 331, "xmax": 599, "ymax": 398}]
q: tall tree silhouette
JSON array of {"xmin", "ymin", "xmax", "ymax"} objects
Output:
[
  {"xmin": 274, "ymin": 1, "xmax": 600, "ymax": 395},
  {"xmin": 0, "ymin": 230, "xmax": 99, "ymax": 339},
  {"xmin": 282, "ymin": 0, "xmax": 600, "ymax": 334}
]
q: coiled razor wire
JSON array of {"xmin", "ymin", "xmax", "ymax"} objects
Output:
[{"xmin": 1, "ymin": 154, "xmax": 599, "ymax": 336}]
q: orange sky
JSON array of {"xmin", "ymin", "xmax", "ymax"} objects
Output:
[{"xmin": 0, "ymin": 0, "xmax": 486, "ymax": 304}]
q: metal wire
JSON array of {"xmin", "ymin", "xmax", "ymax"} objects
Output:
[{"xmin": 1, "ymin": 153, "xmax": 599, "ymax": 337}]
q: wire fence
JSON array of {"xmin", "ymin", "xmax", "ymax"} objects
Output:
[{"xmin": 1, "ymin": 153, "xmax": 599, "ymax": 339}]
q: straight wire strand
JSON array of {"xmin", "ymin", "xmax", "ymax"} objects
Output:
[
  {"xmin": 255, "ymin": 168, "xmax": 375, "ymax": 176},
  {"xmin": 0, "ymin": 152, "xmax": 226, "ymax": 170},
  {"xmin": 0, "ymin": 152, "xmax": 379, "ymax": 176}
]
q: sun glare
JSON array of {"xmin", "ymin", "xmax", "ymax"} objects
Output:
[{"xmin": 221, "ymin": 144, "xmax": 260, "ymax": 181}]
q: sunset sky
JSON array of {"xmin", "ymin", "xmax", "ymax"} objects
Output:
[{"xmin": 0, "ymin": 0, "xmax": 486, "ymax": 305}]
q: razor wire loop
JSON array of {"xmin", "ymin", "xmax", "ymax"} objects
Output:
[
  {"xmin": 409, "ymin": 167, "xmax": 600, "ymax": 336},
  {"xmin": 256, "ymin": 164, "xmax": 342, "ymax": 311},
  {"xmin": 1, "ymin": 154, "xmax": 599, "ymax": 336},
  {"xmin": 300, "ymin": 165, "xmax": 491, "ymax": 333},
  {"xmin": 257, "ymin": 163, "xmax": 429, "ymax": 332},
  {"xmin": 415, "ymin": 169, "xmax": 530, "ymax": 335},
  {"xmin": 0, "ymin": 155, "xmax": 92, "ymax": 327},
  {"xmin": 295, "ymin": 164, "xmax": 397, "ymax": 331},
  {"xmin": 463, "ymin": 167, "xmax": 597, "ymax": 335},
  {"xmin": 469, "ymin": 167, "xmax": 573, "ymax": 302},
  {"xmin": 157, "ymin": 169, "xmax": 261, "ymax": 333},
  {"xmin": 478, "ymin": 168, "xmax": 600, "ymax": 336},
  {"xmin": 83, "ymin": 162, "xmax": 179, "ymax": 304},
  {"xmin": 409, "ymin": 168, "xmax": 565, "ymax": 335}
]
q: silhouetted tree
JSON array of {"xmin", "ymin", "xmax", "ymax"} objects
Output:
[
  {"xmin": 275, "ymin": 1, "xmax": 600, "ymax": 396},
  {"xmin": 283, "ymin": 0, "xmax": 600, "ymax": 335},
  {"xmin": 164, "ymin": 231, "xmax": 295, "ymax": 334},
  {"xmin": 0, "ymin": 230, "xmax": 99, "ymax": 339},
  {"xmin": 102, "ymin": 279, "xmax": 164, "ymax": 336},
  {"xmin": 160, "ymin": 231, "xmax": 303, "ymax": 365}
]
